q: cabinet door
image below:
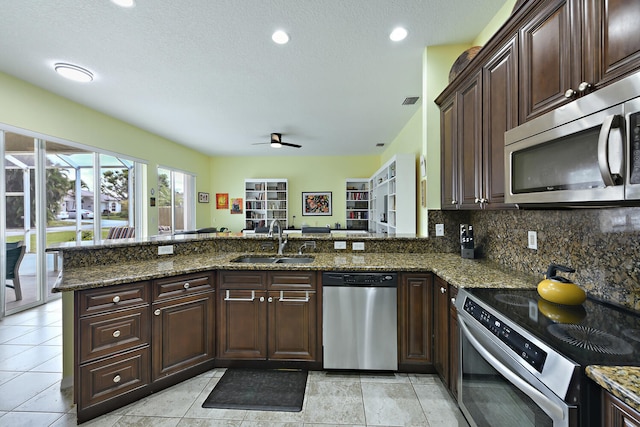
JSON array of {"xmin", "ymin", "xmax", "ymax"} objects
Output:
[
  {"xmin": 448, "ymin": 285, "xmax": 459, "ymax": 400},
  {"xmin": 592, "ymin": 0, "xmax": 640, "ymax": 87},
  {"xmin": 152, "ymin": 292, "xmax": 214, "ymax": 380},
  {"xmin": 603, "ymin": 390, "xmax": 640, "ymax": 427},
  {"xmin": 267, "ymin": 290, "xmax": 317, "ymax": 361},
  {"xmin": 440, "ymin": 95, "xmax": 457, "ymax": 209},
  {"xmin": 520, "ymin": 0, "xmax": 579, "ymax": 121},
  {"xmin": 483, "ymin": 36, "xmax": 518, "ymax": 209},
  {"xmin": 457, "ymin": 71, "xmax": 483, "ymax": 209},
  {"xmin": 398, "ymin": 274, "xmax": 433, "ymax": 365},
  {"xmin": 433, "ymin": 276, "xmax": 449, "ymax": 383},
  {"xmin": 217, "ymin": 289, "xmax": 267, "ymax": 359}
]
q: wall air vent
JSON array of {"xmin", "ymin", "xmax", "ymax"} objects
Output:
[
  {"xmin": 402, "ymin": 96, "xmax": 419, "ymax": 105},
  {"xmin": 376, "ymin": 143, "xmax": 385, "ymax": 147}
]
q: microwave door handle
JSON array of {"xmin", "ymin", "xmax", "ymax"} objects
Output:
[
  {"xmin": 458, "ymin": 317, "xmax": 566, "ymax": 422},
  {"xmin": 597, "ymin": 114, "xmax": 624, "ymax": 186}
]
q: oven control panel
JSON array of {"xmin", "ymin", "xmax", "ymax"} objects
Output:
[{"xmin": 464, "ymin": 298, "xmax": 547, "ymax": 372}]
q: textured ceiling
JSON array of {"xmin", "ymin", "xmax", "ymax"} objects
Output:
[{"xmin": 0, "ymin": 1, "xmax": 507, "ymax": 157}]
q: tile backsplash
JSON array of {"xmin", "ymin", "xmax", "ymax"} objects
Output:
[{"xmin": 429, "ymin": 208, "xmax": 640, "ymax": 312}]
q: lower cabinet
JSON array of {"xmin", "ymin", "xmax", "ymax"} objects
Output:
[
  {"xmin": 603, "ymin": 390, "xmax": 640, "ymax": 427},
  {"xmin": 75, "ymin": 272, "xmax": 215, "ymax": 423},
  {"xmin": 434, "ymin": 276, "xmax": 459, "ymax": 398},
  {"xmin": 398, "ymin": 273, "xmax": 433, "ymax": 369},
  {"xmin": 217, "ymin": 270, "xmax": 318, "ymax": 362}
]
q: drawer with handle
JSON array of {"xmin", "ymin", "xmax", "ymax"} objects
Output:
[
  {"xmin": 78, "ymin": 281, "xmax": 150, "ymax": 317},
  {"xmin": 78, "ymin": 347, "xmax": 150, "ymax": 409},
  {"xmin": 79, "ymin": 306, "xmax": 150, "ymax": 363},
  {"xmin": 153, "ymin": 272, "xmax": 214, "ymax": 301}
]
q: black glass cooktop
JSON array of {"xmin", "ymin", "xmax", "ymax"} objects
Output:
[{"xmin": 465, "ymin": 288, "xmax": 640, "ymax": 367}]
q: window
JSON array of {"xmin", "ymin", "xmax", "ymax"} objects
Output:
[{"xmin": 157, "ymin": 167, "xmax": 195, "ymax": 234}]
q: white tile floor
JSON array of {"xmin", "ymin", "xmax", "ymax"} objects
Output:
[{"xmin": 0, "ymin": 299, "xmax": 469, "ymax": 426}]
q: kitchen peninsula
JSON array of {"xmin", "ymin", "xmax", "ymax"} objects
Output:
[{"xmin": 52, "ymin": 231, "xmax": 538, "ymax": 422}]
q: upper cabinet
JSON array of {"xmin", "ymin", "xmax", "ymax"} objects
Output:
[
  {"xmin": 437, "ymin": 0, "xmax": 640, "ymax": 210},
  {"xmin": 520, "ymin": 0, "xmax": 640, "ymax": 121},
  {"xmin": 244, "ymin": 179, "xmax": 288, "ymax": 230}
]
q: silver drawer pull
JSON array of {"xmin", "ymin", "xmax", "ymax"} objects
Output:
[
  {"xmin": 440, "ymin": 287, "xmax": 446, "ymax": 294},
  {"xmin": 260, "ymin": 296, "xmax": 265, "ymax": 302},
  {"xmin": 112, "ymin": 295, "xmax": 120, "ymax": 303},
  {"xmin": 224, "ymin": 290, "xmax": 255, "ymax": 301},
  {"xmin": 113, "ymin": 374, "xmax": 121, "ymax": 383},
  {"xmin": 183, "ymin": 282, "xmax": 190, "ymax": 289},
  {"xmin": 279, "ymin": 290, "xmax": 309, "ymax": 302},
  {"xmin": 268, "ymin": 296, "xmax": 273, "ymax": 303},
  {"xmin": 113, "ymin": 330, "xmax": 121, "ymax": 338},
  {"xmin": 154, "ymin": 309, "xmax": 161, "ymax": 316},
  {"xmin": 451, "ymin": 297, "xmax": 456, "ymax": 305}
]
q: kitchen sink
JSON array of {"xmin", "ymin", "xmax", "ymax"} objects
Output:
[{"xmin": 231, "ymin": 255, "xmax": 314, "ymax": 264}]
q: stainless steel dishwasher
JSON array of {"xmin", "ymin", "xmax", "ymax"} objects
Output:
[{"xmin": 322, "ymin": 272, "xmax": 398, "ymax": 370}]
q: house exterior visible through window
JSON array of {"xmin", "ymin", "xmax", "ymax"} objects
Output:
[{"xmin": 157, "ymin": 167, "xmax": 195, "ymax": 234}]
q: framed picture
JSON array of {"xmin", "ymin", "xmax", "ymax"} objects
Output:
[
  {"xmin": 216, "ymin": 193, "xmax": 229, "ymax": 209},
  {"xmin": 302, "ymin": 191, "xmax": 332, "ymax": 216},
  {"xmin": 198, "ymin": 192, "xmax": 210, "ymax": 203},
  {"xmin": 230, "ymin": 198, "xmax": 243, "ymax": 214}
]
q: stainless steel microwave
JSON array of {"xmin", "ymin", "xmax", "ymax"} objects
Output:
[{"xmin": 505, "ymin": 71, "xmax": 640, "ymax": 206}]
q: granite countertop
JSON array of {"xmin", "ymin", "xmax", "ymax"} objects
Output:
[
  {"xmin": 587, "ymin": 366, "xmax": 640, "ymax": 413},
  {"xmin": 52, "ymin": 251, "xmax": 540, "ymax": 293},
  {"xmin": 53, "ymin": 247, "xmax": 639, "ymax": 411}
]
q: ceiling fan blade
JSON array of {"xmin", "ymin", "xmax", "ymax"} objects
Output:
[{"xmin": 280, "ymin": 142, "xmax": 302, "ymax": 148}]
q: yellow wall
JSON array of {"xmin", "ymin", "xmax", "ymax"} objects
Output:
[
  {"xmin": 209, "ymin": 155, "xmax": 380, "ymax": 231},
  {"xmin": 473, "ymin": 0, "xmax": 517, "ymax": 46},
  {"xmin": 0, "ymin": 72, "xmax": 213, "ymax": 234}
]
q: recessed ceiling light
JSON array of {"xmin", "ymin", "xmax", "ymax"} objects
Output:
[
  {"xmin": 54, "ymin": 63, "xmax": 94, "ymax": 83},
  {"xmin": 390, "ymin": 27, "xmax": 408, "ymax": 42},
  {"xmin": 111, "ymin": 0, "xmax": 135, "ymax": 7},
  {"xmin": 272, "ymin": 30, "xmax": 290, "ymax": 45}
]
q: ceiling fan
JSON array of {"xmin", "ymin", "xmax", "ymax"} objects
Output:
[{"xmin": 253, "ymin": 133, "xmax": 302, "ymax": 149}]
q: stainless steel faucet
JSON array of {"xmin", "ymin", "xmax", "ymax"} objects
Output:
[{"xmin": 268, "ymin": 219, "xmax": 287, "ymax": 255}]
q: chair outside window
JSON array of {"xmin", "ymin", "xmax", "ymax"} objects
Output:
[
  {"xmin": 106, "ymin": 226, "xmax": 135, "ymax": 239},
  {"xmin": 6, "ymin": 241, "xmax": 25, "ymax": 301}
]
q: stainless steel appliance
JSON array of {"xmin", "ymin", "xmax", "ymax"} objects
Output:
[
  {"xmin": 322, "ymin": 272, "xmax": 397, "ymax": 370},
  {"xmin": 456, "ymin": 288, "xmax": 640, "ymax": 427},
  {"xmin": 505, "ymin": 70, "xmax": 640, "ymax": 205}
]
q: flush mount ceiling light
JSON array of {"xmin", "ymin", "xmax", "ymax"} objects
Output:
[
  {"xmin": 54, "ymin": 63, "xmax": 94, "ymax": 82},
  {"xmin": 111, "ymin": 0, "xmax": 135, "ymax": 7},
  {"xmin": 272, "ymin": 30, "xmax": 290, "ymax": 45},
  {"xmin": 389, "ymin": 27, "xmax": 408, "ymax": 42}
]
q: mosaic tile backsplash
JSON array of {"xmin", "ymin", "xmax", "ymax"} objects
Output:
[{"xmin": 429, "ymin": 207, "xmax": 640, "ymax": 311}]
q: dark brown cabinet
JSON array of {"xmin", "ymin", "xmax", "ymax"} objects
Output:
[
  {"xmin": 482, "ymin": 36, "xmax": 518, "ymax": 208},
  {"xmin": 398, "ymin": 273, "xmax": 433, "ymax": 369},
  {"xmin": 151, "ymin": 272, "xmax": 215, "ymax": 381},
  {"xmin": 433, "ymin": 276, "xmax": 450, "ymax": 381},
  {"xmin": 434, "ymin": 276, "xmax": 459, "ymax": 399},
  {"xmin": 75, "ymin": 281, "xmax": 152, "ymax": 423},
  {"xmin": 603, "ymin": 390, "xmax": 640, "ymax": 427},
  {"xmin": 75, "ymin": 272, "xmax": 216, "ymax": 423},
  {"xmin": 440, "ymin": 37, "xmax": 517, "ymax": 210},
  {"xmin": 217, "ymin": 270, "xmax": 318, "ymax": 362},
  {"xmin": 520, "ymin": 0, "xmax": 640, "ymax": 121},
  {"xmin": 448, "ymin": 285, "xmax": 459, "ymax": 400}
]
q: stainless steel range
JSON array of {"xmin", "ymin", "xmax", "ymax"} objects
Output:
[{"xmin": 456, "ymin": 287, "xmax": 640, "ymax": 427}]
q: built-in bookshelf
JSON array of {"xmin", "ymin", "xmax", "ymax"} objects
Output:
[
  {"xmin": 244, "ymin": 179, "xmax": 288, "ymax": 230},
  {"xmin": 345, "ymin": 179, "xmax": 369, "ymax": 230},
  {"xmin": 369, "ymin": 154, "xmax": 415, "ymax": 234}
]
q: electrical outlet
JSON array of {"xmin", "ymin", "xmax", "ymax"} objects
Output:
[
  {"xmin": 352, "ymin": 242, "xmax": 365, "ymax": 251},
  {"xmin": 528, "ymin": 231, "xmax": 538, "ymax": 250},
  {"xmin": 435, "ymin": 224, "xmax": 445, "ymax": 236},
  {"xmin": 334, "ymin": 241, "xmax": 347, "ymax": 250},
  {"xmin": 158, "ymin": 245, "xmax": 174, "ymax": 255}
]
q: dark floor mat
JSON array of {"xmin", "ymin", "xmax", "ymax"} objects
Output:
[{"xmin": 202, "ymin": 368, "xmax": 308, "ymax": 412}]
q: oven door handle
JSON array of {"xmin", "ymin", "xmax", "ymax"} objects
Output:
[{"xmin": 459, "ymin": 317, "xmax": 565, "ymax": 422}]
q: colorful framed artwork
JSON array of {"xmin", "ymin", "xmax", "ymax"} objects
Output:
[
  {"xmin": 216, "ymin": 193, "xmax": 229, "ymax": 209},
  {"xmin": 302, "ymin": 191, "xmax": 332, "ymax": 216},
  {"xmin": 230, "ymin": 197, "xmax": 243, "ymax": 214}
]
